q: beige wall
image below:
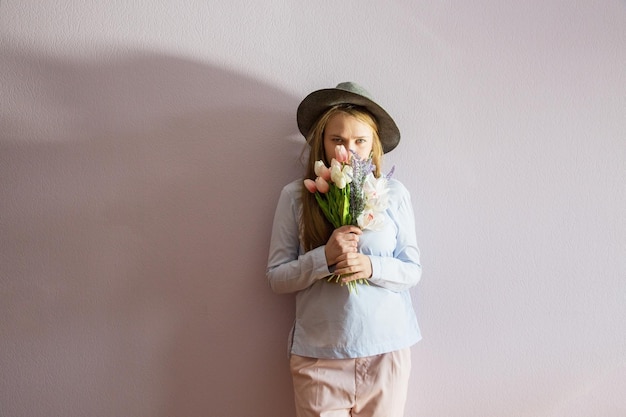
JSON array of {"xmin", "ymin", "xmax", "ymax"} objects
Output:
[{"xmin": 1, "ymin": 1, "xmax": 625, "ymax": 416}]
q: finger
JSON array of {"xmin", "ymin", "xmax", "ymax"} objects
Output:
[
  {"xmin": 341, "ymin": 272, "xmax": 367, "ymax": 283},
  {"xmin": 336, "ymin": 231, "xmax": 359, "ymax": 244},
  {"xmin": 338, "ymin": 240, "xmax": 358, "ymax": 254},
  {"xmin": 335, "ymin": 262, "xmax": 362, "ymax": 276},
  {"xmin": 336, "ymin": 254, "xmax": 371, "ymax": 279},
  {"xmin": 334, "ymin": 253, "xmax": 352, "ymax": 264},
  {"xmin": 336, "ymin": 225, "xmax": 362, "ymax": 235}
]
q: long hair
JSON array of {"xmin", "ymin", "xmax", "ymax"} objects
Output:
[{"xmin": 300, "ymin": 104, "xmax": 383, "ymax": 251}]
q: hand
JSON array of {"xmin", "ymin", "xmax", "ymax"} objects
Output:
[
  {"xmin": 324, "ymin": 225, "xmax": 362, "ymax": 266},
  {"xmin": 334, "ymin": 252, "xmax": 373, "ymax": 283}
]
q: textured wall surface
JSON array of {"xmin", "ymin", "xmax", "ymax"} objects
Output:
[{"xmin": 1, "ymin": 1, "xmax": 625, "ymax": 416}]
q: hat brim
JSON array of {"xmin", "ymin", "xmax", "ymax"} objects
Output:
[{"xmin": 296, "ymin": 88, "xmax": 400, "ymax": 154}]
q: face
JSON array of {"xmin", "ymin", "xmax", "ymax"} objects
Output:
[{"xmin": 323, "ymin": 112, "xmax": 375, "ymax": 162}]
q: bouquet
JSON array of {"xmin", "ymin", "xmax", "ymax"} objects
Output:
[{"xmin": 303, "ymin": 145, "xmax": 391, "ymax": 292}]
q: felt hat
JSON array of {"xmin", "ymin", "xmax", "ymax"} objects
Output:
[{"xmin": 296, "ymin": 82, "xmax": 401, "ymax": 153}]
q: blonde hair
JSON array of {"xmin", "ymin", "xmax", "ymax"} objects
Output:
[{"xmin": 300, "ymin": 104, "xmax": 383, "ymax": 251}]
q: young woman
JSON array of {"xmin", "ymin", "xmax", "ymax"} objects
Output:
[{"xmin": 267, "ymin": 82, "xmax": 422, "ymax": 417}]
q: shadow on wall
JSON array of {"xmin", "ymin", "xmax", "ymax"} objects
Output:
[{"xmin": 1, "ymin": 47, "xmax": 302, "ymax": 417}]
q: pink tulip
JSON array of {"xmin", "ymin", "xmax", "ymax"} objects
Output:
[
  {"xmin": 303, "ymin": 179, "xmax": 317, "ymax": 193},
  {"xmin": 314, "ymin": 160, "xmax": 331, "ymax": 181},
  {"xmin": 315, "ymin": 176, "xmax": 330, "ymax": 193},
  {"xmin": 335, "ymin": 145, "xmax": 350, "ymax": 163}
]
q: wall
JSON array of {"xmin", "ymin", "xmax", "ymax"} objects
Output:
[{"xmin": 1, "ymin": 1, "xmax": 625, "ymax": 416}]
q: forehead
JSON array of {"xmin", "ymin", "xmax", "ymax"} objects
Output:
[{"xmin": 324, "ymin": 112, "xmax": 374, "ymax": 137}]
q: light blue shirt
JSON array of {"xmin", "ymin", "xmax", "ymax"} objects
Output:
[{"xmin": 266, "ymin": 178, "xmax": 422, "ymax": 359}]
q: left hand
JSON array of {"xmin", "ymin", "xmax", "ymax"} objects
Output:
[{"xmin": 333, "ymin": 252, "xmax": 372, "ymax": 283}]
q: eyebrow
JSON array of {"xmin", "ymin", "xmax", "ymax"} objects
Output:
[{"xmin": 328, "ymin": 134, "xmax": 371, "ymax": 139}]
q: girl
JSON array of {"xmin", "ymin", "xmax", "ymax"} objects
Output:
[{"xmin": 267, "ymin": 82, "xmax": 422, "ymax": 417}]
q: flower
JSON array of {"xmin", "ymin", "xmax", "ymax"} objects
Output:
[
  {"xmin": 303, "ymin": 179, "xmax": 317, "ymax": 193},
  {"xmin": 357, "ymin": 209, "xmax": 378, "ymax": 230},
  {"xmin": 335, "ymin": 144, "xmax": 350, "ymax": 163},
  {"xmin": 302, "ymin": 145, "xmax": 392, "ymax": 293},
  {"xmin": 330, "ymin": 159, "xmax": 353, "ymax": 189},
  {"xmin": 314, "ymin": 160, "xmax": 331, "ymax": 180},
  {"xmin": 357, "ymin": 173, "xmax": 389, "ymax": 230},
  {"xmin": 314, "ymin": 176, "xmax": 330, "ymax": 193}
]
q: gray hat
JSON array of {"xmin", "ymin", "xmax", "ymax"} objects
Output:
[{"xmin": 296, "ymin": 82, "xmax": 401, "ymax": 153}]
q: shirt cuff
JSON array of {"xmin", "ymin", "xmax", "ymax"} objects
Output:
[
  {"xmin": 310, "ymin": 245, "xmax": 332, "ymax": 280},
  {"xmin": 369, "ymin": 255, "xmax": 381, "ymax": 282}
]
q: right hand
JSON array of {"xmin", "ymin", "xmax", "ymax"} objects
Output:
[{"xmin": 324, "ymin": 225, "xmax": 362, "ymax": 267}]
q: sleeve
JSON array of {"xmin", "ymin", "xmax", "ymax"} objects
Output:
[
  {"xmin": 367, "ymin": 181, "xmax": 422, "ymax": 292},
  {"xmin": 266, "ymin": 183, "xmax": 332, "ymax": 294}
]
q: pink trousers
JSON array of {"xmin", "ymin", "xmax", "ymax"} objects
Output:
[{"xmin": 289, "ymin": 348, "xmax": 411, "ymax": 417}]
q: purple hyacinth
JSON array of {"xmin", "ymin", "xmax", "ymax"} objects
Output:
[{"xmin": 348, "ymin": 151, "xmax": 375, "ymax": 225}]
